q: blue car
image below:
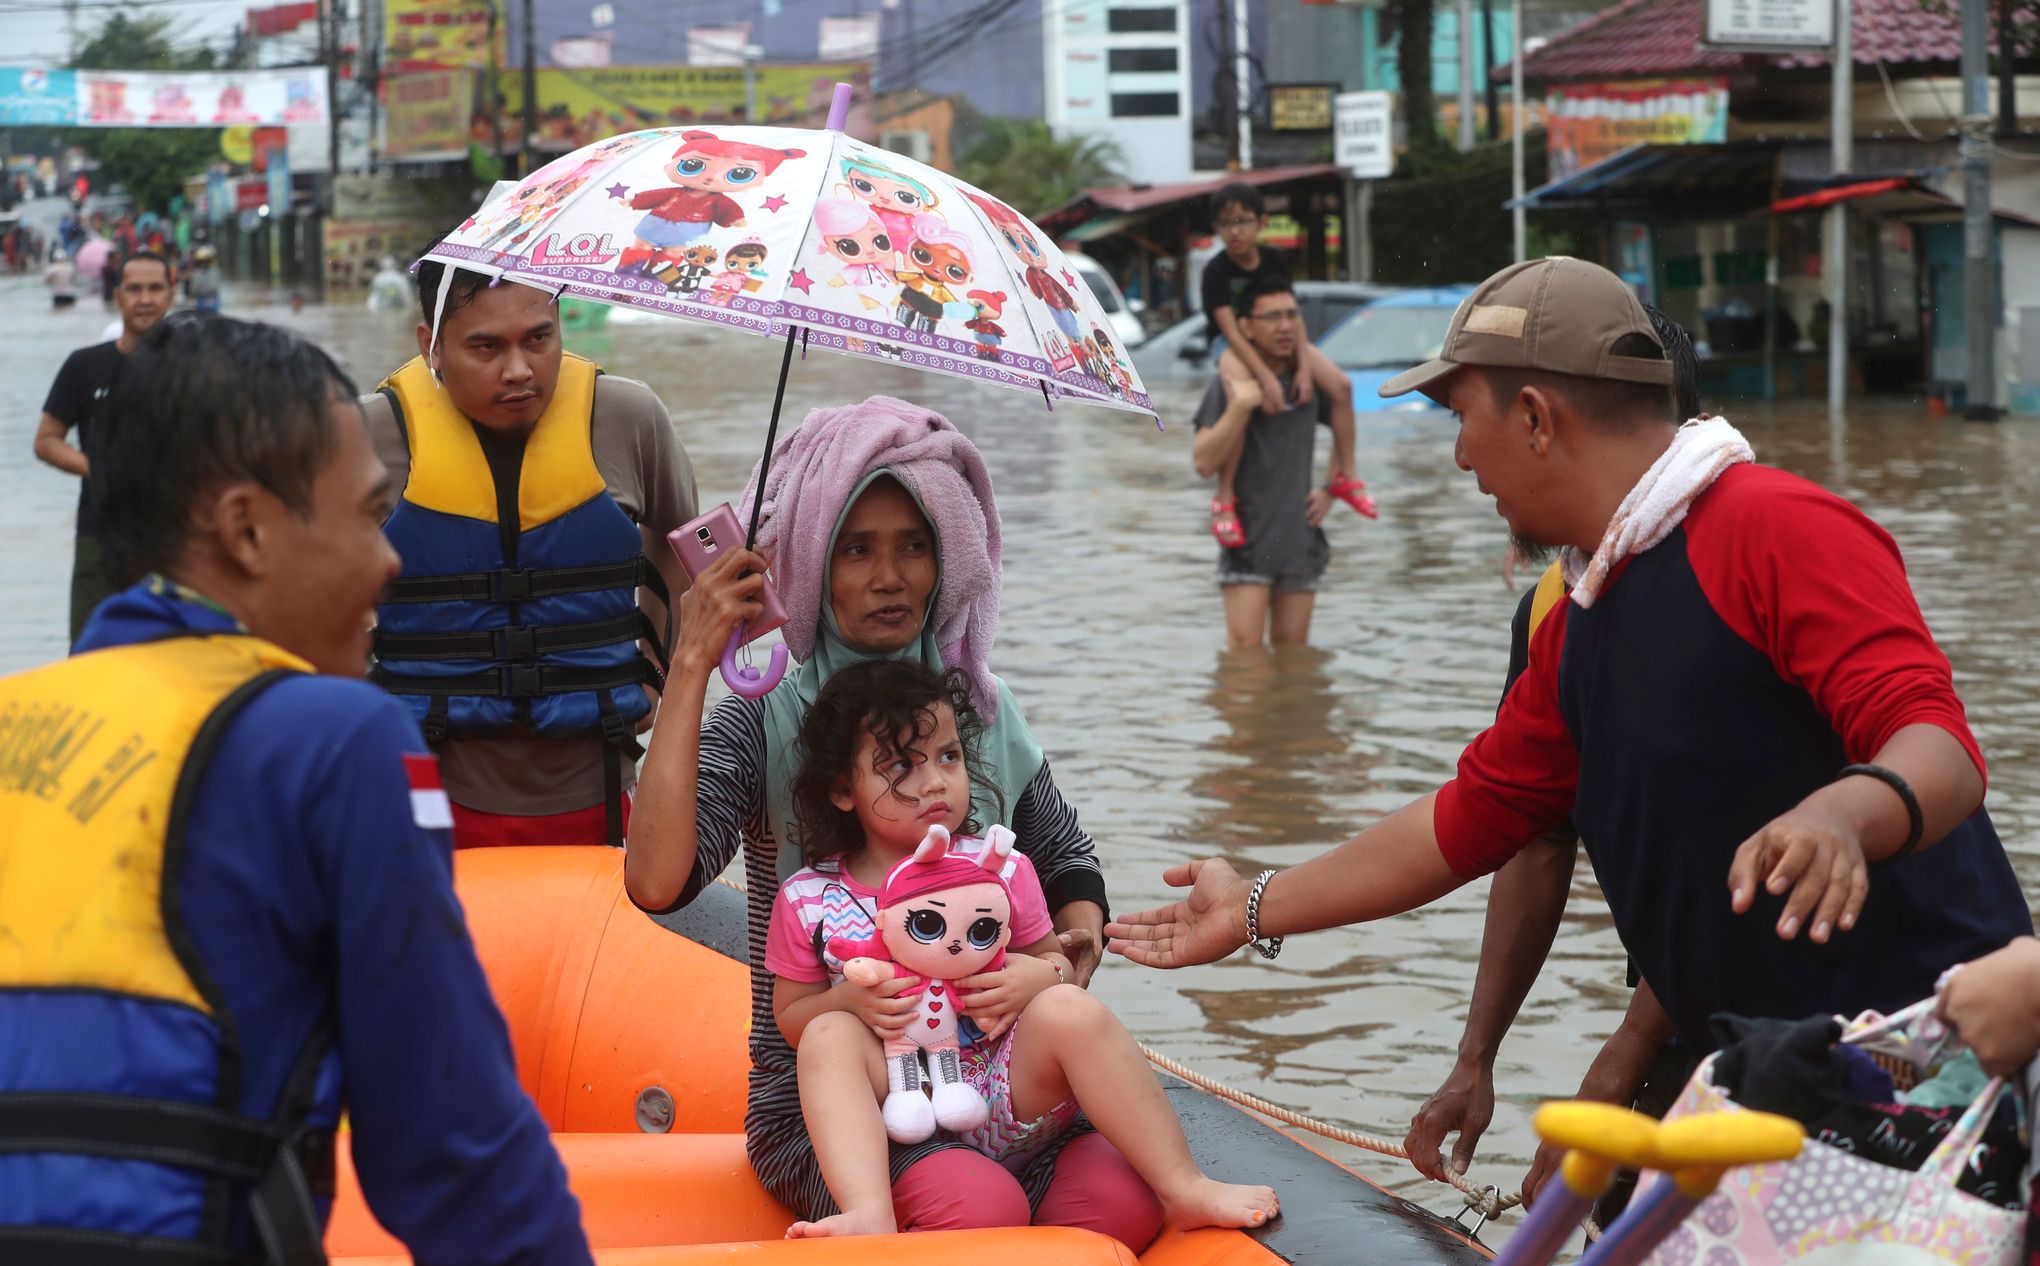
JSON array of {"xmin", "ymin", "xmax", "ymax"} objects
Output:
[{"xmin": 1321, "ymin": 285, "xmax": 1476, "ymax": 413}]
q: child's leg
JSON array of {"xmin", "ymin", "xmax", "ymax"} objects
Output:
[
  {"xmin": 1033, "ymin": 1132, "xmax": 1167, "ymax": 1250},
  {"xmin": 1209, "ymin": 345, "xmax": 1247, "ymax": 542},
  {"xmin": 788, "ymin": 1012, "xmax": 898, "ymax": 1238},
  {"xmin": 1001, "ymin": 985, "xmax": 1279, "ymax": 1230}
]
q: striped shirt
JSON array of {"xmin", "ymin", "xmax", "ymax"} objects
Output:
[{"xmin": 638, "ymin": 692, "xmax": 1108, "ymax": 1221}]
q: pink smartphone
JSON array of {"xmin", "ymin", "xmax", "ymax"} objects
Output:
[{"xmin": 667, "ymin": 503, "xmax": 788, "ymax": 642}]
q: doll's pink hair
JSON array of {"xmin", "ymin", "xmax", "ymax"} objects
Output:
[
  {"xmin": 904, "ymin": 220, "xmax": 975, "ymax": 261},
  {"xmin": 813, "ymin": 197, "xmax": 880, "ymax": 238}
]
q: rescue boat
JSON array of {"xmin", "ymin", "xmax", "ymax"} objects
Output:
[{"xmin": 324, "ymin": 847, "xmax": 1495, "ymax": 1266}]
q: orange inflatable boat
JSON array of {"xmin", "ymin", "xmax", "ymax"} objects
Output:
[{"xmin": 324, "ymin": 847, "xmax": 1493, "ymax": 1266}]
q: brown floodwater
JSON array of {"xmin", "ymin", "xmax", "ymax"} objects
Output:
[{"xmin": 5, "ymin": 271, "xmax": 2033, "ymax": 1238}]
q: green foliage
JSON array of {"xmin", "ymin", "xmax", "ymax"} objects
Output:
[
  {"xmin": 1385, "ymin": 0, "xmax": 1448, "ymax": 165},
  {"xmin": 69, "ymin": 11, "xmax": 223, "ymax": 216},
  {"xmin": 1369, "ymin": 130, "xmax": 1594, "ymax": 286},
  {"xmin": 957, "ymin": 119, "xmax": 1123, "ymax": 219}
]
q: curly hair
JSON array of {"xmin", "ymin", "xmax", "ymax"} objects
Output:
[{"xmin": 790, "ymin": 660, "xmax": 1003, "ymax": 869}]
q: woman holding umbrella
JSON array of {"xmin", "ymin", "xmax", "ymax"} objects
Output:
[{"xmin": 625, "ymin": 396, "xmax": 1164, "ymax": 1245}]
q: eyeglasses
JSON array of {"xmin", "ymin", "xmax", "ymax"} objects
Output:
[
  {"xmin": 1248, "ymin": 308, "xmax": 1302, "ymax": 323},
  {"xmin": 1215, "ymin": 217, "xmax": 1261, "ymax": 231}
]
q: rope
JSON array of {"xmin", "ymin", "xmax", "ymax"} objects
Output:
[
  {"xmin": 711, "ymin": 870, "xmax": 1524, "ymax": 1220},
  {"xmin": 1136, "ymin": 1044, "xmax": 1525, "ymax": 1220}
]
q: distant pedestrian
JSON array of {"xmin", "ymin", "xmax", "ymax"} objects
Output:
[
  {"xmin": 34, "ymin": 250, "xmax": 176, "ymax": 641},
  {"xmin": 42, "ymin": 249, "xmax": 76, "ymax": 308}
]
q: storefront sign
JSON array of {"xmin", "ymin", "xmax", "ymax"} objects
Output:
[
  {"xmin": 75, "ymin": 69, "xmax": 328, "ymax": 128},
  {"xmin": 0, "ymin": 69, "xmax": 76, "ymax": 125},
  {"xmin": 1545, "ymin": 78, "xmax": 1730, "ymax": 182},
  {"xmin": 1704, "ymin": 0, "xmax": 1834, "ymax": 49},
  {"xmin": 501, "ymin": 63, "xmax": 871, "ymax": 150},
  {"xmin": 385, "ymin": 0, "xmax": 498, "ymax": 72},
  {"xmin": 235, "ymin": 179, "xmax": 269, "ymax": 212},
  {"xmin": 382, "ymin": 71, "xmax": 476, "ymax": 157},
  {"xmin": 1270, "ymin": 84, "xmax": 1334, "ymax": 131},
  {"xmin": 1334, "ymin": 91, "xmax": 1394, "ymax": 179}
]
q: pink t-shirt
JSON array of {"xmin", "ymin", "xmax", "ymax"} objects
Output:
[{"xmin": 766, "ymin": 837, "xmax": 1053, "ymax": 985}]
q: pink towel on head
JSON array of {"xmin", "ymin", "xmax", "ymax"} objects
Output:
[{"xmin": 737, "ymin": 395, "xmax": 1004, "ymax": 717}]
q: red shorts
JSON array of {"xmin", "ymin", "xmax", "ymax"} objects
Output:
[{"xmin": 450, "ymin": 795, "xmax": 631, "ymax": 849}]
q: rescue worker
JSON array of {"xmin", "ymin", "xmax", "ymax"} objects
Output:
[
  {"xmin": 0, "ymin": 312, "xmax": 591, "ymax": 1263},
  {"xmin": 361, "ymin": 240, "xmax": 697, "ymax": 847}
]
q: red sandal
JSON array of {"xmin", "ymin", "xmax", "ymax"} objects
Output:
[
  {"xmin": 1211, "ymin": 498, "xmax": 1247, "ymax": 548},
  {"xmin": 1328, "ymin": 473, "xmax": 1379, "ymax": 520}
]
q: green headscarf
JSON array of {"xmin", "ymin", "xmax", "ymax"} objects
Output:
[{"xmin": 762, "ymin": 470, "xmax": 1044, "ymax": 885}]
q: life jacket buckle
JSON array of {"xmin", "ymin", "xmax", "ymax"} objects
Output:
[
  {"xmin": 491, "ymin": 569, "xmax": 536, "ymax": 602},
  {"xmin": 497, "ymin": 625, "xmax": 538, "ymax": 660},
  {"xmin": 504, "ymin": 663, "xmax": 544, "ymax": 697}
]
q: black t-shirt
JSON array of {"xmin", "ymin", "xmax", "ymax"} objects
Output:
[
  {"xmin": 1201, "ymin": 246, "xmax": 1291, "ymax": 340},
  {"xmin": 42, "ymin": 340, "xmax": 130, "ymax": 536}
]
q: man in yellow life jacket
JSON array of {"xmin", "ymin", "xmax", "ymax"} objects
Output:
[
  {"xmin": 361, "ymin": 238, "xmax": 697, "ymax": 847},
  {"xmin": 0, "ymin": 313, "xmax": 591, "ymax": 1263}
]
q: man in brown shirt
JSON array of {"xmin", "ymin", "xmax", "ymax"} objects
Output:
[{"xmin": 361, "ymin": 250, "xmax": 696, "ymax": 845}]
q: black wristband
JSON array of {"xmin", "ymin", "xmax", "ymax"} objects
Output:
[{"xmin": 1837, "ymin": 763, "xmax": 1925, "ymax": 859}]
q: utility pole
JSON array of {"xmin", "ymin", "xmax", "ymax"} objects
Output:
[
  {"xmin": 1481, "ymin": 0, "xmax": 1499, "ymax": 142},
  {"xmin": 1510, "ymin": 0, "xmax": 1525, "ymax": 261},
  {"xmin": 1962, "ymin": 0, "xmax": 1998, "ymax": 419},
  {"xmin": 1998, "ymin": 0, "xmax": 2016, "ymax": 134},
  {"xmin": 324, "ymin": 0, "xmax": 341, "ymax": 194},
  {"xmin": 1457, "ymin": 0, "xmax": 1475, "ymax": 150},
  {"xmin": 1824, "ymin": 0, "xmax": 1850, "ymax": 417},
  {"xmin": 520, "ymin": 0, "xmax": 537, "ymax": 176},
  {"xmin": 1220, "ymin": 1, "xmax": 1239, "ymax": 169},
  {"xmin": 1233, "ymin": 0, "xmax": 1252, "ymax": 169}
]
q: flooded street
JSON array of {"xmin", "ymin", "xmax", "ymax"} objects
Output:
[{"xmin": 5, "ymin": 264, "xmax": 2037, "ymax": 1231}]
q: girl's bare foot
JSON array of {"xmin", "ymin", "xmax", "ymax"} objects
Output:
[
  {"xmin": 1157, "ymin": 1175, "xmax": 1280, "ymax": 1230},
  {"xmin": 785, "ymin": 1207, "xmax": 897, "ymax": 1238}
]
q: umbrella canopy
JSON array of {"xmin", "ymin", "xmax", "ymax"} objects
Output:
[
  {"xmin": 73, "ymin": 237, "xmax": 113, "ymax": 278},
  {"xmin": 421, "ymin": 123, "xmax": 1154, "ymax": 417}
]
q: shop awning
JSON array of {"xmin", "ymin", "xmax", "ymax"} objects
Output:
[
  {"xmin": 1770, "ymin": 178, "xmax": 1911, "ymax": 214},
  {"xmin": 1507, "ymin": 142, "xmax": 1781, "ymax": 212},
  {"xmin": 1038, "ymin": 164, "xmax": 1343, "ymax": 234},
  {"xmin": 1769, "ymin": 177, "xmax": 2040, "ymax": 227}
]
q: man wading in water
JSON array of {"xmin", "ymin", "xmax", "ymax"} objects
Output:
[{"xmin": 1113, "ymin": 257, "xmax": 2031, "ymax": 1076}]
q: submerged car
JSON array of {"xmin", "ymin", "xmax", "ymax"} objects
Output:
[
  {"xmin": 1132, "ymin": 280, "xmax": 1398, "ymax": 384},
  {"xmin": 1319, "ymin": 285, "xmax": 1475, "ymax": 413}
]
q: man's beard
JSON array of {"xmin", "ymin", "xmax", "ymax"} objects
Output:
[{"xmin": 1509, "ymin": 533, "xmax": 1556, "ymax": 565}]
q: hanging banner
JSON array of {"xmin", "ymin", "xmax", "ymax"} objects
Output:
[
  {"xmin": 1545, "ymin": 78, "xmax": 1729, "ymax": 182},
  {"xmin": 383, "ymin": 71, "xmax": 478, "ymax": 157},
  {"xmin": 500, "ymin": 63, "xmax": 871, "ymax": 152},
  {"xmin": 0, "ymin": 68, "xmax": 77, "ymax": 125},
  {"xmin": 74, "ymin": 68, "xmax": 328, "ymax": 128},
  {"xmin": 385, "ymin": 0, "xmax": 499, "ymax": 72}
]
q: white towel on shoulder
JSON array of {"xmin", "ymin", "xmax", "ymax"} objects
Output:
[{"xmin": 1562, "ymin": 416, "xmax": 1755, "ymax": 609}]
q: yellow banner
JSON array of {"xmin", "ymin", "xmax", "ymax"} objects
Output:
[
  {"xmin": 502, "ymin": 64, "xmax": 870, "ymax": 151},
  {"xmin": 385, "ymin": 0, "xmax": 497, "ymax": 72}
]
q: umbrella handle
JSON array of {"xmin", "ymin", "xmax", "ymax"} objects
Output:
[{"xmin": 720, "ymin": 625, "xmax": 787, "ymax": 699}]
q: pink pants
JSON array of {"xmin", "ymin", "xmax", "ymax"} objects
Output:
[{"xmin": 890, "ymin": 1132, "xmax": 1164, "ymax": 1250}]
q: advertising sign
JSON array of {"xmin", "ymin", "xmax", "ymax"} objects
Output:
[
  {"xmin": 75, "ymin": 69, "xmax": 328, "ymax": 128},
  {"xmin": 1545, "ymin": 78, "xmax": 1730, "ymax": 182},
  {"xmin": 1334, "ymin": 90, "xmax": 1394, "ymax": 179},
  {"xmin": 1270, "ymin": 84, "xmax": 1334, "ymax": 131},
  {"xmin": 385, "ymin": 0, "xmax": 498, "ymax": 72},
  {"xmin": 1704, "ymin": 0, "xmax": 1834, "ymax": 49},
  {"xmin": 501, "ymin": 64, "xmax": 871, "ymax": 151},
  {"xmin": 382, "ymin": 71, "xmax": 476, "ymax": 157},
  {"xmin": 0, "ymin": 69, "xmax": 77, "ymax": 125}
]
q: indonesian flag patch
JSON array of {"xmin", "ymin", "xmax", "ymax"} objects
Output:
[{"xmin": 402, "ymin": 753, "xmax": 454, "ymax": 830}]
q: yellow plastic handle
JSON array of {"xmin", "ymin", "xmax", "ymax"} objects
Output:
[
  {"xmin": 1533, "ymin": 1102, "xmax": 1666, "ymax": 1197},
  {"xmin": 1655, "ymin": 1111, "xmax": 1804, "ymax": 1169}
]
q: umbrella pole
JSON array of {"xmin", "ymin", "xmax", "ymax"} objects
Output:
[{"xmin": 745, "ymin": 326, "xmax": 800, "ymax": 551}]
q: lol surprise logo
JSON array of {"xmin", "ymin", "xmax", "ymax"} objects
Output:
[{"xmin": 531, "ymin": 231, "xmax": 621, "ymax": 268}]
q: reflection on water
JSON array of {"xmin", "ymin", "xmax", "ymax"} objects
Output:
[{"xmin": 3, "ymin": 275, "xmax": 2034, "ymax": 1233}]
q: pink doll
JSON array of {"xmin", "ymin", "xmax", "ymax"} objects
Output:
[{"xmin": 829, "ymin": 823, "xmax": 1014, "ymax": 1143}]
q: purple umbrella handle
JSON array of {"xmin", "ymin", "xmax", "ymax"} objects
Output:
[
  {"xmin": 826, "ymin": 82, "xmax": 853, "ymax": 132},
  {"xmin": 720, "ymin": 625, "xmax": 787, "ymax": 699}
]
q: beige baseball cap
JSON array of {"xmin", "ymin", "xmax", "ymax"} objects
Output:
[{"xmin": 1378, "ymin": 256, "xmax": 1674, "ymax": 401}]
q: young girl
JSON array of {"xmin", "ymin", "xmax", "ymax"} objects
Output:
[{"xmin": 766, "ymin": 659, "xmax": 1279, "ymax": 1239}]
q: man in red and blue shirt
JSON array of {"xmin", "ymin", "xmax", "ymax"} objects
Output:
[{"xmin": 1106, "ymin": 258, "xmax": 2030, "ymax": 1062}]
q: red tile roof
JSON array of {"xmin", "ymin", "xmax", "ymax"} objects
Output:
[{"xmin": 1504, "ymin": 0, "xmax": 1970, "ymax": 84}]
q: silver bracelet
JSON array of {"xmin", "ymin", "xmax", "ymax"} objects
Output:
[{"xmin": 1245, "ymin": 868, "xmax": 1284, "ymax": 960}]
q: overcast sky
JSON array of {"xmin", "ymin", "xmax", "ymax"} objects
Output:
[{"xmin": 1, "ymin": 1, "xmax": 249, "ymax": 69}]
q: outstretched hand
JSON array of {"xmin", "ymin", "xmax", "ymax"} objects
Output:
[
  {"xmin": 1727, "ymin": 804, "xmax": 1869, "ymax": 944},
  {"xmin": 1104, "ymin": 858, "xmax": 1253, "ymax": 969}
]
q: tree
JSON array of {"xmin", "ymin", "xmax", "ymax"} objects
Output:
[
  {"xmin": 70, "ymin": 12, "xmax": 223, "ymax": 216},
  {"xmin": 1384, "ymin": 0, "xmax": 1451, "ymax": 169},
  {"xmin": 957, "ymin": 119, "xmax": 1124, "ymax": 218}
]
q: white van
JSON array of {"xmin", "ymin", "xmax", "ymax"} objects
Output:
[{"xmin": 1065, "ymin": 252, "xmax": 1148, "ymax": 350}]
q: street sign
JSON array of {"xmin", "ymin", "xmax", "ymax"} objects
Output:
[
  {"xmin": 1334, "ymin": 91, "xmax": 1394, "ymax": 179},
  {"xmin": 1271, "ymin": 83, "xmax": 1335, "ymax": 131},
  {"xmin": 1703, "ymin": 0, "xmax": 1834, "ymax": 50}
]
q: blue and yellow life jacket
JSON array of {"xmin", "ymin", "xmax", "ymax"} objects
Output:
[
  {"xmin": 370, "ymin": 354, "xmax": 667, "ymax": 841},
  {"xmin": 0, "ymin": 634, "xmax": 335, "ymax": 1265}
]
